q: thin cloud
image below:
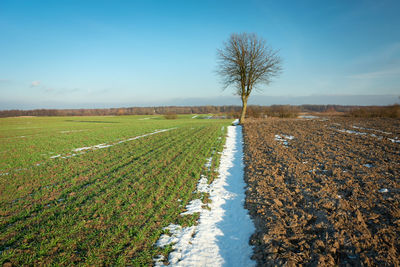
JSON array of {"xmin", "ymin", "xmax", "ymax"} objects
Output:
[
  {"xmin": 31, "ymin": 81, "xmax": 41, "ymax": 87},
  {"xmin": 348, "ymin": 67, "xmax": 400, "ymax": 80}
]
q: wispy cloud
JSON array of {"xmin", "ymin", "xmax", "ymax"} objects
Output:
[
  {"xmin": 348, "ymin": 67, "xmax": 400, "ymax": 80},
  {"xmin": 31, "ymin": 81, "xmax": 41, "ymax": 87}
]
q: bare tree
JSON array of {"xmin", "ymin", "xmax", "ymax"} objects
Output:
[{"xmin": 217, "ymin": 33, "xmax": 282, "ymax": 124}]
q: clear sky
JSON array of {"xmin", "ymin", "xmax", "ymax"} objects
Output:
[{"xmin": 1, "ymin": 0, "xmax": 399, "ymax": 109}]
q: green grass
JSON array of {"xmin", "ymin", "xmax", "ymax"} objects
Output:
[{"xmin": 0, "ymin": 115, "xmax": 230, "ymax": 265}]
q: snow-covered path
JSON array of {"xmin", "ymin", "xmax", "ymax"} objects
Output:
[
  {"xmin": 213, "ymin": 125, "xmax": 256, "ymax": 267},
  {"xmin": 156, "ymin": 125, "xmax": 255, "ymax": 266}
]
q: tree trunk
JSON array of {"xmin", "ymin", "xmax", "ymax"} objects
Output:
[{"xmin": 239, "ymin": 97, "xmax": 248, "ymax": 124}]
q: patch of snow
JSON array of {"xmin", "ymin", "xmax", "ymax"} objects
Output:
[
  {"xmin": 191, "ymin": 115, "xmax": 198, "ymax": 119},
  {"xmin": 73, "ymin": 143, "xmax": 112, "ymax": 152},
  {"xmin": 334, "ymin": 127, "xmax": 396, "ymax": 142},
  {"xmin": 154, "ymin": 255, "xmax": 165, "ymax": 266},
  {"xmin": 50, "ymin": 128, "xmax": 175, "ymax": 160},
  {"xmin": 116, "ymin": 128, "xmax": 174, "ymax": 144},
  {"xmin": 275, "ymin": 134, "xmax": 294, "ymax": 146},
  {"xmin": 196, "ymin": 175, "xmax": 210, "ymax": 193},
  {"xmin": 352, "ymin": 125, "xmax": 391, "ymax": 135},
  {"xmin": 338, "ymin": 129, "xmax": 367, "ymax": 135},
  {"xmin": 156, "ymin": 225, "xmax": 197, "ymax": 266},
  {"xmin": 378, "ymin": 188, "xmax": 389, "ymax": 193},
  {"xmin": 181, "ymin": 199, "xmax": 206, "ymax": 215},
  {"xmin": 299, "ymin": 115, "xmax": 319, "ymax": 119},
  {"xmin": 154, "ymin": 126, "xmax": 255, "ymax": 266},
  {"xmin": 283, "ymin": 134, "xmax": 294, "ymax": 140}
]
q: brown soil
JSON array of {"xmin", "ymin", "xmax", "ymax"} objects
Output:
[{"xmin": 243, "ymin": 117, "xmax": 400, "ymax": 266}]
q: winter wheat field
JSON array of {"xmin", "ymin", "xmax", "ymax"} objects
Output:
[
  {"xmin": 1, "ymin": 115, "xmax": 399, "ymax": 266},
  {"xmin": 0, "ymin": 115, "xmax": 255, "ymax": 266}
]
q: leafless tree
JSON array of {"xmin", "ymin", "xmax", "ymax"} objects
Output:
[{"xmin": 217, "ymin": 33, "xmax": 282, "ymax": 124}]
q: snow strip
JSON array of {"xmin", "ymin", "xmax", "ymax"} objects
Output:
[
  {"xmin": 333, "ymin": 127, "xmax": 399, "ymax": 143},
  {"xmin": 51, "ymin": 128, "xmax": 175, "ymax": 159},
  {"xmin": 389, "ymin": 138, "xmax": 400, "ymax": 143},
  {"xmin": 338, "ymin": 129, "xmax": 367, "ymax": 135},
  {"xmin": 299, "ymin": 115, "xmax": 319, "ymax": 119},
  {"xmin": 352, "ymin": 125, "xmax": 391, "ymax": 135},
  {"xmin": 155, "ymin": 125, "xmax": 255, "ymax": 266},
  {"xmin": 192, "ymin": 115, "xmax": 198, "ymax": 119}
]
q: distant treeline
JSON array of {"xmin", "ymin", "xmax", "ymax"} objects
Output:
[
  {"xmin": 347, "ymin": 104, "xmax": 400, "ymax": 118},
  {"xmin": 0, "ymin": 106, "xmax": 241, "ymax": 118},
  {"xmin": 0, "ymin": 104, "xmax": 398, "ymax": 118}
]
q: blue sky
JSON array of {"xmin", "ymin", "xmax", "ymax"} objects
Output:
[{"xmin": 1, "ymin": 0, "xmax": 399, "ymax": 109}]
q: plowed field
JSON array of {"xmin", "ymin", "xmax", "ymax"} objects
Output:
[{"xmin": 243, "ymin": 117, "xmax": 400, "ymax": 266}]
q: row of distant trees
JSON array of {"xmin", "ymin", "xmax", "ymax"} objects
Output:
[
  {"xmin": 1, "ymin": 104, "xmax": 392, "ymax": 118},
  {"xmin": 0, "ymin": 106, "xmax": 241, "ymax": 118}
]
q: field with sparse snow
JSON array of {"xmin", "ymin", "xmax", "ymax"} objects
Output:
[
  {"xmin": 0, "ymin": 115, "xmax": 237, "ymax": 265},
  {"xmin": 243, "ymin": 117, "xmax": 400, "ymax": 266}
]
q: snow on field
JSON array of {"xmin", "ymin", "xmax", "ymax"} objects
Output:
[
  {"xmin": 192, "ymin": 115, "xmax": 198, "ymax": 119},
  {"xmin": 338, "ymin": 129, "xmax": 368, "ymax": 135},
  {"xmin": 154, "ymin": 125, "xmax": 255, "ymax": 267},
  {"xmin": 299, "ymin": 115, "xmax": 319, "ymax": 119},
  {"xmin": 275, "ymin": 134, "xmax": 295, "ymax": 146},
  {"xmin": 2, "ymin": 129, "xmax": 177, "ymax": 177},
  {"xmin": 333, "ymin": 126, "xmax": 399, "ymax": 143},
  {"xmin": 49, "ymin": 128, "xmax": 175, "ymax": 159},
  {"xmin": 352, "ymin": 125, "xmax": 391, "ymax": 135},
  {"xmin": 73, "ymin": 143, "xmax": 112, "ymax": 152},
  {"xmin": 389, "ymin": 138, "xmax": 400, "ymax": 143}
]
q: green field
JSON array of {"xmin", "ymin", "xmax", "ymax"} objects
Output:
[{"xmin": 0, "ymin": 115, "xmax": 231, "ymax": 265}]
